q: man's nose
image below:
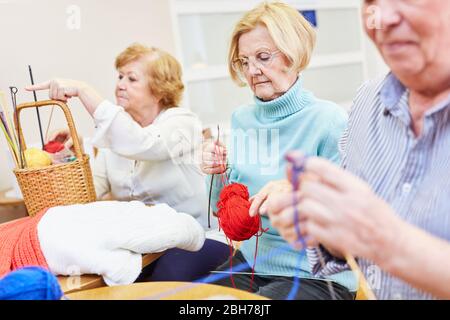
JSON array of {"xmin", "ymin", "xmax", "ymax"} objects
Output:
[{"xmin": 377, "ymin": 0, "xmax": 402, "ymax": 29}]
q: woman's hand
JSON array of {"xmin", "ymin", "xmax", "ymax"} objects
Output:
[
  {"xmin": 201, "ymin": 139, "xmax": 227, "ymax": 175},
  {"xmin": 266, "ymin": 154, "xmax": 404, "ymax": 262},
  {"xmin": 26, "ymin": 78, "xmax": 84, "ymax": 102},
  {"xmin": 25, "ymin": 78, "xmax": 103, "ymax": 115},
  {"xmin": 249, "ymin": 180, "xmax": 292, "ymax": 217}
]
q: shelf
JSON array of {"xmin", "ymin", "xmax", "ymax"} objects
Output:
[
  {"xmin": 174, "ymin": 0, "xmax": 361, "ymax": 15},
  {"xmin": 185, "ymin": 65, "xmax": 228, "ymax": 83},
  {"xmin": 172, "ymin": 0, "xmax": 367, "ymax": 126},
  {"xmin": 185, "ymin": 51, "xmax": 364, "ymax": 83}
]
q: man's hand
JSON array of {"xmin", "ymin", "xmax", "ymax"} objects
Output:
[{"xmin": 267, "ymin": 153, "xmax": 403, "ymax": 262}]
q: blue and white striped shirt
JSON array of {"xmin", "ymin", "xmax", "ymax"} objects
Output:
[{"xmin": 338, "ymin": 73, "xmax": 450, "ymax": 299}]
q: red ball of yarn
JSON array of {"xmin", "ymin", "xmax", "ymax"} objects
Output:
[
  {"xmin": 217, "ymin": 183, "xmax": 261, "ymax": 241},
  {"xmin": 43, "ymin": 141, "xmax": 65, "ymax": 154}
]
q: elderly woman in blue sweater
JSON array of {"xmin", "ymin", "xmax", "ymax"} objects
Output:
[{"xmin": 201, "ymin": 2, "xmax": 356, "ymax": 299}]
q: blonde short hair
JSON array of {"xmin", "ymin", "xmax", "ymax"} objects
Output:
[
  {"xmin": 228, "ymin": 2, "xmax": 316, "ymax": 86},
  {"xmin": 115, "ymin": 43, "xmax": 184, "ymax": 108}
]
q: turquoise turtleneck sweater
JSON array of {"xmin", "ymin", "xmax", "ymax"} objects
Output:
[{"xmin": 209, "ymin": 77, "xmax": 356, "ymax": 292}]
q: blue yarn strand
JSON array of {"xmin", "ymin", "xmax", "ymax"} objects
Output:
[{"xmin": 286, "ymin": 162, "xmax": 305, "ymax": 300}]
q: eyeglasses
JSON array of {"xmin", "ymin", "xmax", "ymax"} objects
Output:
[{"xmin": 232, "ymin": 49, "xmax": 281, "ymax": 73}]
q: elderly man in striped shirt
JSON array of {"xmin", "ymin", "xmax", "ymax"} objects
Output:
[{"xmin": 267, "ymin": 0, "xmax": 450, "ymax": 299}]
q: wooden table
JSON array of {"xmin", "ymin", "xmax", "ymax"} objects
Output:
[
  {"xmin": 58, "ymin": 252, "xmax": 164, "ymax": 294},
  {"xmin": 0, "ymin": 189, "xmax": 23, "ymax": 205},
  {"xmin": 66, "ymin": 281, "xmax": 268, "ymax": 300},
  {"xmin": 0, "ymin": 189, "xmax": 27, "ymax": 223}
]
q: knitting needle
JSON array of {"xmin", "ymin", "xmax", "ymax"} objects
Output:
[
  {"xmin": 0, "ymin": 111, "xmax": 12, "ymax": 139},
  {"xmin": 0, "ymin": 92, "xmax": 20, "ymax": 166},
  {"xmin": 0, "ymin": 90, "xmax": 20, "ymax": 152},
  {"xmin": 28, "ymin": 65, "xmax": 45, "ymax": 148},
  {"xmin": 207, "ymin": 175, "xmax": 214, "ymax": 229},
  {"xmin": 207, "ymin": 125, "xmax": 222, "ymax": 228},
  {"xmin": 10, "ymin": 86, "xmax": 25, "ymax": 168},
  {"xmin": 0, "ymin": 112, "xmax": 19, "ymax": 167}
]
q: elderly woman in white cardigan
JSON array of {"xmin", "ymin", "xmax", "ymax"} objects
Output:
[{"xmin": 26, "ymin": 43, "xmax": 228, "ymax": 282}]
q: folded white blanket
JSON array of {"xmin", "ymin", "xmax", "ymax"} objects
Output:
[{"xmin": 37, "ymin": 201, "xmax": 205, "ymax": 286}]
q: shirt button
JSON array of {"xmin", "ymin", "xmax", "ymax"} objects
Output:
[{"xmin": 402, "ymin": 183, "xmax": 412, "ymax": 194}]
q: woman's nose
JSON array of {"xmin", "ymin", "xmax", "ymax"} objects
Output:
[
  {"xmin": 247, "ymin": 60, "xmax": 262, "ymax": 76},
  {"xmin": 117, "ymin": 78, "xmax": 127, "ymax": 90}
]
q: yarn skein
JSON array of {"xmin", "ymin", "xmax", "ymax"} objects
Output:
[
  {"xmin": 24, "ymin": 147, "xmax": 52, "ymax": 168},
  {"xmin": 43, "ymin": 140, "xmax": 65, "ymax": 154},
  {"xmin": 0, "ymin": 266, "xmax": 63, "ymax": 300},
  {"xmin": 216, "ymin": 182, "xmax": 265, "ymax": 292},
  {"xmin": 216, "ymin": 183, "xmax": 261, "ymax": 241}
]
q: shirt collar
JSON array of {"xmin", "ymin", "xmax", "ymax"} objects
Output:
[
  {"xmin": 380, "ymin": 73, "xmax": 408, "ymax": 113},
  {"xmin": 380, "ymin": 72, "xmax": 450, "ymax": 117}
]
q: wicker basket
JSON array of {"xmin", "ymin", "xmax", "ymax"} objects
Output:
[{"xmin": 13, "ymin": 100, "xmax": 96, "ymax": 216}]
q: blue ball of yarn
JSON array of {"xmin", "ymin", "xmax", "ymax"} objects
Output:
[{"xmin": 0, "ymin": 266, "xmax": 63, "ymax": 300}]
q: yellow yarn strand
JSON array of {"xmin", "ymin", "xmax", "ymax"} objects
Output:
[
  {"xmin": 0, "ymin": 120, "xmax": 19, "ymax": 167},
  {"xmin": 345, "ymin": 253, "xmax": 377, "ymax": 300}
]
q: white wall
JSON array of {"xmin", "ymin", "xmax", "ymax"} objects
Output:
[
  {"xmin": 0, "ymin": 0, "xmax": 176, "ymax": 191},
  {"xmin": 363, "ymin": 34, "xmax": 389, "ymax": 79},
  {"xmin": 0, "ymin": 0, "xmax": 389, "ymax": 192}
]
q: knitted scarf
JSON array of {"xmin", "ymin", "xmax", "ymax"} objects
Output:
[{"xmin": 0, "ymin": 209, "xmax": 49, "ymax": 278}]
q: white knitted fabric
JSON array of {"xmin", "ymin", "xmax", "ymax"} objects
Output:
[{"xmin": 37, "ymin": 201, "xmax": 205, "ymax": 286}]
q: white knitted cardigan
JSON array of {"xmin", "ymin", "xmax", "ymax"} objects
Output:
[{"xmin": 37, "ymin": 201, "xmax": 205, "ymax": 285}]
